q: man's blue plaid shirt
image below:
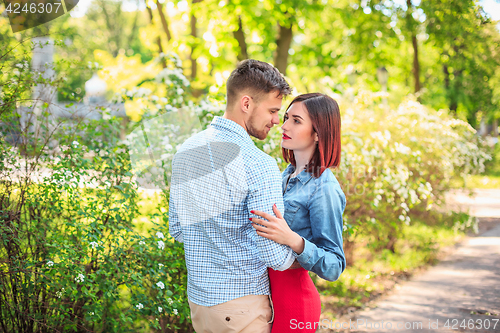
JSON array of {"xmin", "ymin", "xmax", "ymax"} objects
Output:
[{"xmin": 168, "ymin": 116, "xmax": 294, "ymax": 306}]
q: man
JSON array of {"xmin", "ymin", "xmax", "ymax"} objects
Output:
[{"xmin": 168, "ymin": 59, "xmax": 294, "ymax": 332}]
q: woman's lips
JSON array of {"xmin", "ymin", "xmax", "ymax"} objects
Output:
[{"xmin": 282, "ymin": 133, "xmax": 291, "ymax": 140}]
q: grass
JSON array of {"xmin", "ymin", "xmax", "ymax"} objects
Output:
[
  {"xmin": 450, "ymin": 174, "xmax": 500, "ymax": 189},
  {"xmin": 450, "ymin": 144, "xmax": 500, "ymax": 189},
  {"xmin": 315, "ymin": 211, "xmax": 470, "ymax": 320}
]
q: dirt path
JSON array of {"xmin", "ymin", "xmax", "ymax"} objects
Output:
[{"xmin": 317, "ymin": 189, "xmax": 500, "ymax": 333}]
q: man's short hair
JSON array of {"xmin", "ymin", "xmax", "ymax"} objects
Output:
[{"xmin": 226, "ymin": 59, "xmax": 291, "ymax": 106}]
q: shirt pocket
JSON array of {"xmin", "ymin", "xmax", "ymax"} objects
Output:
[{"xmin": 283, "ymin": 201, "xmax": 300, "ymax": 229}]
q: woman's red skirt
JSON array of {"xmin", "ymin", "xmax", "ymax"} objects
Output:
[{"xmin": 268, "ymin": 267, "xmax": 321, "ymax": 332}]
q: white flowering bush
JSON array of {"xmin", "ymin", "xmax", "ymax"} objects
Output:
[
  {"xmin": 332, "ymin": 92, "xmax": 490, "ymax": 256},
  {"xmin": 190, "ymin": 89, "xmax": 489, "ymax": 259},
  {"xmin": 240, "ymin": 91, "xmax": 489, "ymax": 260}
]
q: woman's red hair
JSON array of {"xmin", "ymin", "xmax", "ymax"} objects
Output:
[{"xmin": 281, "ymin": 93, "xmax": 341, "ymax": 178}]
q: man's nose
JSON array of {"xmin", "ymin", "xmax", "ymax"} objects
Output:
[{"xmin": 272, "ymin": 114, "xmax": 280, "ymax": 125}]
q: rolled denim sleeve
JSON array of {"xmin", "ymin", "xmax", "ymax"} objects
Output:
[{"xmin": 295, "ymin": 181, "xmax": 346, "ymax": 281}]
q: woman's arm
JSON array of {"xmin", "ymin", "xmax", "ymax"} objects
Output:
[
  {"xmin": 296, "ymin": 181, "xmax": 346, "ymax": 281},
  {"xmin": 251, "ymin": 182, "xmax": 347, "ymax": 281}
]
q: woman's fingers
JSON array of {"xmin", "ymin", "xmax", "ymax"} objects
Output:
[
  {"xmin": 252, "ymin": 223, "xmax": 273, "ymax": 237},
  {"xmin": 251, "ymin": 205, "xmax": 284, "ymax": 221},
  {"xmin": 251, "ymin": 223, "xmax": 267, "ymax": 232},
  {"xmin": 250, "ymin": 209, "xmax": 274, "ymax": 221},
  {"xmin": 251, "ymin": 208, "xmax": 293, "ymax": 246},
  {"xmin": 272, "ymin": 203, "xmax": 284, "ymax": 219},
  {"xmin": 250, "ymin": 217, "xmax": 270, "ymax": 227},
  {"xmin": 255, "ymin": 229, "xmax": 272, "ymax": 240}
]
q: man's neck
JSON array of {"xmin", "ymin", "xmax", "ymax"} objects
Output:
[{"xmin": 223, "ymin": 112, "xmax": 247, "ymax": 132}]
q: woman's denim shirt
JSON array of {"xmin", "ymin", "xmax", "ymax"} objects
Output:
[{"xmin": 282, "ymin": 164, "xmax": 346, "ymax": 281}]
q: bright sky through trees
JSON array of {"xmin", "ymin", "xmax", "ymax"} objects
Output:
[{"xmin": 70, "ymin": 0, "xmax": 500, "ymax": 28}]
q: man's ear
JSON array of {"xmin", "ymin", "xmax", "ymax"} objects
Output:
[{"xmin": 240, "ymin": 95, "xmax": 252, "ymax": 114}]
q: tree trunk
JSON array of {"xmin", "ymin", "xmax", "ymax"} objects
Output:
[
  {"xmin": 451, "ymin": 68, "xmax": 463, "ymax": 113},
  {"xmin": 406, "ymin": 0, "xmax": 420, "ymax": 95},
  {"xmin": 146, "ymin": 5, "xmax": 167, "ymax": 68},
  {"xmin": 128, "ymin": 7, "xmax": 140, "ymax": 47},
  {"xmin": 411, "ymin": 34, "xmax": 421, "ymax": 93},
  {"xmin": 274, "ymin": 21, "xmax": 293, "ymax": 75},
  {"xmin": 233, "ymin": 16, "xmax": 248, "ymax": 61},
  {"xmin": 156, "ymin": 0, "xmax": 172, "ymax": 42},
  {"xmin": 449, "ymin": 99, "xmax": 458, "ymax": 114},
  {"xmin": 190, "ymin": 0, "xmax": 203, "ymax": 81},
  {"xmin": 443, "ymin": 63, "xmax": 457, "ymax": 113},
  {"xmin": 99, "ymin": 0, "xmax": 121, "ymax": 57},
  {"xmin": 190, "ymin": 13, "xmax": 197, "ymax": 80},
  {"xmin": 443, "ymin": 64, "xmax": 450, "ymax": 91}
]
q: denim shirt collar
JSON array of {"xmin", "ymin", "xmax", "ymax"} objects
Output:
[
  {"xmin": 284, "ymin": 164, "xmax": 314, "ymax": 185},
  {"xmin": 209, "ymin": 116, "xmax": 253, "ymax": 146}
]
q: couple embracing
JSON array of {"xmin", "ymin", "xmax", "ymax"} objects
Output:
[{"xmin": 169, "ymin": 59, "xmax": 346, "ymax": 332}]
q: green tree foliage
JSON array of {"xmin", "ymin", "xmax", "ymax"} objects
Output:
[
  {"xmin": 421, "ymin": 0, "xmax": 500, "ymax": 126},
  {"xmin": 11, "ymin": 0, "xmax": 494, "ymax": 127}
]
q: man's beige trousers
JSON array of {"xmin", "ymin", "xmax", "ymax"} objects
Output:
[{"xmin": 188, "ymin": 294, "xmax": 274, "ymax": 333}]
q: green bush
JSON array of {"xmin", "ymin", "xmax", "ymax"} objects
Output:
[{"xmin": 0, "ymin": 41, "xmax": 192, "ymax": 332}]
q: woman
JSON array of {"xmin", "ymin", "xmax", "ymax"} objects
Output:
[{"xmin": 250, "ymin": 93, "xmax": 346, "ymax": 332}]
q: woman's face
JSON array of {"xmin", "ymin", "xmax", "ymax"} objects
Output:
[{"xmin": 281, "ymin": 101, "xmax": 318, "ymax": 152}]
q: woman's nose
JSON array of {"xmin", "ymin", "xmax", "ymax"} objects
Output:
[{"xmin": 281, "ymin": 120, "xmax": 288, "ymax": 130}]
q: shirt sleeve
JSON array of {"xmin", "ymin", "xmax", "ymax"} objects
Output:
[
  {"xmin": 248, "ymin": 158, "xmax": 294, "ymax": 271},
  {"xmin": 168, "ymin": 189, "xmax": 183, "ymax": 243},
  {"xmin": 295, "ymin": 181, "xmax": 346, "ymax": 281}
]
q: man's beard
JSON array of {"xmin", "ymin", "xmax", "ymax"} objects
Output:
[{"xmin": 246, "ymin": 114, "xmax": 268, "ymax": 140}]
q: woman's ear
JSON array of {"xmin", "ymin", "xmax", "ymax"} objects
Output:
[{"xmin": 314, "ymin": 132, "xmax": 319, "ymax": 143}]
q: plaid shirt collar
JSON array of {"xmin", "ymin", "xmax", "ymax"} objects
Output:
[{"xmin": 210, "ymin": 116, "xmax": 254, "ymax": 146}]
